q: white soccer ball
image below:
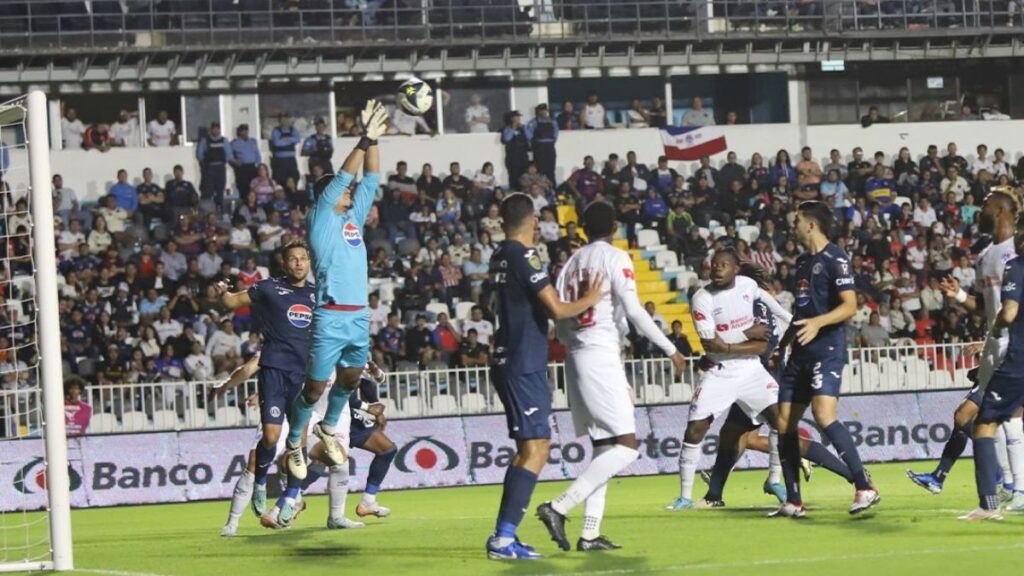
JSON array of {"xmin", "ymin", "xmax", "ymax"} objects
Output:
[{"xmin": 396, "ymin": 78, "xmax": 434, "ymax": 116}]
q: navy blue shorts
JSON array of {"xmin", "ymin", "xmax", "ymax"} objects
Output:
[
  {"xmin": 491, "ymin": 366, "xmax": 552, "ymax": 440},
  {"xmin": 978, "ymin": 369, "xmax": 1024, "ymax": 423},
  {"xmin": 779, "ymin": 355, "xmax": 844, "ymax": 405},
  {"xmin": 350, "ymin": 423, "xmax": 377, "ymax": 449},
  {"xmin": 257, "ymin": 366, "xmax": 304, "ymax": 426},
  {"xmin": 966, "ymin": 385, "xmax": 984, "ymax": 407}
]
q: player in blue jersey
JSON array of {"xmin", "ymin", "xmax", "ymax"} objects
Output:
[
  {"xmin": 215, "ymin": 240, "xmax": 315, "ymax": 529},
  {"xmin": 774, "ymin": 201, "xmax": 878, "ymax": 518},
  {"xmin": 696, "ymin": 262, "xmax": 853, "ymax": 508},
  {"xmin": 285, "ymin": 100, "xmax": 389, "ymax": 482},
  {"xmin": 485, "ymin": 193, "xmax": 604, "ymax": 561},
  {"xmin": 964, "ymin": 251, "xmax": 1024, "ymax": 520}
]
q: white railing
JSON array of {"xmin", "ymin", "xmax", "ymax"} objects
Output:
[{"xmin": 0, "ymin": 340, "xmax": 979, "ymax": 437}]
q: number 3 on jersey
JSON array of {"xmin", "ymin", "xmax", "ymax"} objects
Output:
[{"xmin": 566, "ymin": 269, "xmax": 596, "ymax": 328}]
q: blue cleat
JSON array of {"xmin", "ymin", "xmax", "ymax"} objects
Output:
[
  {"xmin": 906, "ymin": 469, "xmax": 943, "ymax": 495},
  {"xmin": 664, "ymin": 497, "xmax": 694, "ymax": 511},
  {"xmin": 487, "ymin": 536, "xmax": 544, "ymax": 560},
  {"xmin": 250, "ymin": 484, "xmax": 267, "ymax": 518},
  {"xmin": 763, "ymin": 479, "xmax": 787, "ymax": 503}
]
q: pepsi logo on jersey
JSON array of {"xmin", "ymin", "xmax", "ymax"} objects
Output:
[
  {"xmin": 343, "ymin": 222, "xmax": 363, "ymax": 247},
  {"xmin": 287, "ymin": 304, "xmax": 313, "ymax": 328}
]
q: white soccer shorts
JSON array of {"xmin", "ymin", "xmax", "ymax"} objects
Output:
[
  {"xmin": 689, "ymin": 358, "xmax": 779, "ymax": 423},
  {"xmin": 565, "ymin": 348, "xmax": 637, "ymax": 441}
]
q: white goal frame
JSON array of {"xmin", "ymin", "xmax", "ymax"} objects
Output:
[{"xmin": 0, "ymin": 91, "xmax": 74, "ymax": 572}]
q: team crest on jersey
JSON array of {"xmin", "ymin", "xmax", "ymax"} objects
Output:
[
  {"xmin": 812, "ymin": 262, "xmax": 824, "ymax": 275},
  {"xmin": 796, "ymin": 279, "xmax": 811, "ymax": 307},
  {"xmin": 343, "ymin": 222, "xmax": 363, "ymax": 247},
  {"xmin": 287, "ymin": 304, "xmax": 313, "ymax": 328},
  {"xmin": 527, "ymin": 251, "xmax": 542, "ymax": 270}
]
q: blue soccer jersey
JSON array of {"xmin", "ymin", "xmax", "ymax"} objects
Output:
[
  {"xmin": 490, "ymin": 240, "xmax": 550, "ymax": 375},
  {"xmin": 998, "ymin": 256, "xmax": 1024, "ymax": 367},
  {"xmin": 979, "ymin": 256, "xmax": 1024, "ymax": 423},
  {"xmin": 791, "ymin": 243, "xmax": 855, "ymax": 359},
  {"xmin": 247, "ymin": 276, "xmax": 316, "ymax": 373},
  {"xmin": 753, "ymin": 298, "xmax": 780, "ymax": 370},
  {"xmin": 306, "ymin": 170, "xmax": 380, "ymax": 308}
]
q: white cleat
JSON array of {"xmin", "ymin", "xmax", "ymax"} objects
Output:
[
  {"xmin": 768, "ymin": 502, "xmax": 806, "ymax": 518},
  {"xmin": 958, "ymin": 508, "xmax": 1004, "ymax": 521},
  {"xmin": 1005, "ymin": 492, "xmax": 1024, "ymax": 512},
  {"xmin": 327, "ymin": 516, "xmax": 366, "ymax": 529},
  {"xmin": 285, "ymin": 442, "xmax": 308, "ymax": 480},
  {"xmin": 850, "ymin": 489, "xmax": 881, "ymax": 515},
  {"xmin": 313, "ymin": 423, "xmax": 347, "ymax": 466},
  {"xmin": 356, "ymin": 502, "xmax": 392, "ymax": 518},
  {"xmin": 220, "ymin": 523, "xmax": 238, "ymax": 537}
]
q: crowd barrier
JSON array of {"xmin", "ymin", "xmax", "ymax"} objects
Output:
[{"xmin": 0, "ymin": 388, "xmax": 970, "ymax": 511}]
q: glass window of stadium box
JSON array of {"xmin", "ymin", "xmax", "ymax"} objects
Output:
[
  {"xmin": 440, "ymin": 78, "xmax": 511, "ymax": 134},
  {"xmin": 183, "ymin": 95, "xmax": 222, "ymax": 145},
  {"xmin": 142, "ymin": 93, "xmax": 184, "ymax": 147},
  {"xmin": 334, "ymin": 80, "xmax": 438, "ymax": 137},
  {"xmin": 909, "ymin": 76, "xmax": 959, "ymax": 121},
  {"xmin": 807, "ymin": 77, "xmax": 858, "ymax": 125},
  {"xmin": 671, "ymin": 73, "xmax": 789, "ymax": 125},
  {"xmin": 547, "ymin": 77, "xmax": 666, "ymax": 129},
  {"xmin": 58, "ymin": 94, "xmax": 143, "ymax": 149},
  {"xmin": 858, "ymin": 74, "xmax": 910, "ymax": 122},
  {"xmin": 258, "ymin": 90, "xmax": 331, "ymax": 141}
]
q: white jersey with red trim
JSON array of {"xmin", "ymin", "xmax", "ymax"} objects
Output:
[
  {"xmin": 691, "ymin": 275, "xmax": 791, "ymax": 364},
  {"xmin": 556, "ymin": 241, "xmax": 634, "ymax": 349},
  {"xmin": 976, "ymin": 236, "xmax": 1017, "ymax": 336}
]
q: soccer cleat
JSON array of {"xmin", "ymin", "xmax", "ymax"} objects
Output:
[
  {"xmin": 698, "ymin": 470, "xmax": 712, "ymax": 486},
  {"xmin": 906, "ymin": 470, "xmax": 943, "ymax": 495},
  {"xmin": 801, "ymin": 458, "xmax": 814, "ymax": 482},
  {"xmin": 693, "ymin": 498, "xmax": 726, "ymax": 509},
  {"xmin": 220, "ymin": 523, "xmax": 238, "ymax": 537},
  {"xmin": 284, "ymin": 442, "xmax": 308, "ymax": 481},
  {"xmin": 1006, "ymin": 492, "xmax": 1024, "ymax": 511},
  {"xmin": 768, "ymin": 502, "xmax": 806, "ymax": 518},
  {"xmin": 1000, "ymin": 484, "xmax": 1015, "ymax": 504},
  {"xmin": 251, "ymin": 484, "xmax": 267, "ymax": 518},
  {"xmin": 850, "ymin": 489, "xmax": 881, "ymax": 515},
  {"xmin": 958, "ymin": 508, "xmax": 1004, "ymax": 521},
  {"xmin": 577, "ymin": 536, "xmax": 622, "ymax": 551},
  {"xmin": 536, "ymin": 502, "xmax": 570, "ymax": 551},
  {"xmin": 664, "ymin": 497, "xmax": 694, "ymax": 511},
  {"xmin": 763, "ymin": 479, "xmax": 787, "ymax": 503},
  {"xmin": 312, "ymin": 423, "xmax": 347, "ymax": 466},
  {"xmin": 277, "ymin": 497, "xmax": 308, "ymax": 528},
  {"xmin": 261, "ymin": 506, "xmax": 283, "ymax": 529},
  {"xmin": 356, "ymin": 502, "xmax": 392, "ymax": 518},
  {"xmin": 326, "ymin": 516, "xmax": 366, "ymax": 529},
  {"xmin": 486, "ymin": 536, "xmax": 544, "ymax": 560}
]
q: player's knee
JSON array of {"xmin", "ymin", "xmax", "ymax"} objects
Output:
[
  {"xmin": 518, "ymin": 439, "xmax": 550, "ymax": 466},
  {"xmin": 261, "ymin": 428, "xmax": 281, "ymax": 448},
  {"xmin": 954, "ymin": 406, "xmax": 976, "ymax": 431},
  {"xmin": 303, "ymin": 379, "xmax": 329, "ymax": 402},
  {"xmin": 339, "ymin": 368, "xmax": 362, "ymax": 390},
  {"xmin": 684, "ymin": 420, "xmax": 711, "ymax": 444}
]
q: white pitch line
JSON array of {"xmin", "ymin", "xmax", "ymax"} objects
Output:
[
  {"xmin": 531, "ymin": 542, "xmax": 1024, "ymax": 576},
  {"xmin": 77, "ymin": 568, "xmax": 176, "ymax": 576}
]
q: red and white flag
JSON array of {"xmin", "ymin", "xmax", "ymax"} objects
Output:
[{"xmin": 660, "ymin": 126, "xmax": 728, "ymax": 161}]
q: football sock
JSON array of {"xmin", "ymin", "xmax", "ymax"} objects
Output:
[
  {"xmin": 995, "ymin": 424, "xmax": 1013, "ymax": 488},
  {"xmin": 933, "ymin": 424, "xmax": 969, "ymax": 482},
  {"xmin": 804, "ymin": 440, "xmax": 854, "ymax": 482},
  {"xmin": 704, "ymin": 446, "xmax": 739, "ymax": 502},
  {"xmin": 552, "ymin": 445, "xmax": 638, "ymax": 516},
  {"xmin": 287, "ymin": 392, "xmax": 316, "ymax": 445},
  {"xmin": 767, "ymin": 429, "xmax": 782, "ymax": 485},
  {"xmin": 779, "ymin": 431, "xmax": 803, "ymax": 506},
  {"xmin": 284, "ymin": 469, "xmax": 302, "ymax": 501},
  {"xmin": 823, "ymin": 421, "xmax": 871, "ymax": 490},
  {"xmin": 301, "ymin": 462, "xmax": 328, "ymax": 492},
  {"xmin": 322, "ymin": 386, "xmax": 354, "ymax": 432},
  {"xmin": 494, "ymin": 465, "xmax": 538, "ymax": 545},
  {"xmin": 226, "ymin": 470, "xmax": 254, "ymax": 526},
  {"xmin": 975, "ymin": 437, "xmax": 1001, "ymax": 510},
  {"xmin": 362, "ymin": 447, "xmax": 397, "ymax": 505},
  {"xmin": 328, "ymin": 464, "xmax": 350, "ymax": 519},
  {"xmin": 253, "ymin": 439, "xmax": 278, "ymax": 486},
  {"xmin": 1002, "ymin": 418, "xmax": 1024, "ymax": 491},
  {"xmin": 678, "ymin": 442, "xmax": 701, "ymax": 501},
  {"xmin": 581, "ymin": 482, "xmax": 607, "ymax": 541}
]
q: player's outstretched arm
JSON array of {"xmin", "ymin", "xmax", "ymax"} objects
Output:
[
  {"xmin": 618, "ymin": 287, "xmax": 685, "ymax": 373},
  {"xmin": 215, "ymin": 281, "xmax": 251, "ymax": 310},
  {"xmin": 793, "ymin": 289, "xmax": 856, "ymax": 346},
  {"xmin": 537, "ymin": 271, "xmax": 605, "ymax": 320},
  {"xmin": 208, "ymin": 352, "xmax": 261, "ymax": 401},
  {"xmin": 756, "ymin": 288, "xmax": 793, "ymax": 325},
  {"xmin": 940, "ymin": 275, "xmax": 979, "ymax": 313}
]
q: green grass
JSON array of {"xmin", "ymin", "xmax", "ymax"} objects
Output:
[{"xmin": 43, "ymin": 461, "xmax": 1024, "ymax": 576}]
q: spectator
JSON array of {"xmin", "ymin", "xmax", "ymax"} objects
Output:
[
  {"xmin": 580, "ymin": 91, "xmax": 609, "ymax": 129},
  {"xmin": 97, "ymin": 195, "xmax": 130, "ymax": 242},
  {"xmin": 681, "ymin": 96, "xmax": 715, "ymax": 127},
  {"xmin": 442, "ymin": 162, "xmax": 472, "ymax": 200},
  {"xmin": 648, "ymin": 96, "xmax": 668, "ymax": 128},
  {"xmin": 959, "ymin": 104, "xmax": 979, "ymax": 121},
  {"xmin": 52, "ymin": 174, "xmax": 80, "ymax": 225},
  {"xmin": 415, "ymin": 162, "xmax": 444, "ymax": 202},
  {"xmin": 648, "ymin": 155, "xmax": 680, "ymax": 193},
  {"xmin": 196, "ymin": 122, "xmax": 230, "ymax": 208},
  {"xmin": 136, "ymin": 168, "xmax": 165, "ymax": 226},
  {"xmin": 110, "ymin": 109, "xmax": 140, "ymax": 148},
  {"xmin": 822, "ymin": 149, "xmax": 848, "ymax": 181},
  {"xmin": 725, "ymin": 111, "xmax": 739, "ymax": 125},
  {"xmin": 184, "ymin": 341, "xmax": 215, "ymax": 381},
  {"xmin": 459, "ymin": 329, "xmax": 489, "ymax": 368},
  {"xmin": 406, "ymin": 314, "xmax": 434, "ymax": 363},
  {"xmin": 160, "ymin": 241, "xmax": 187, "ymax": 283},
  {"xmin": 864, "ymin": 164, "xmax": 896, "ymax": 210},
  {"xmin": 971, "ymin": 144, "xmax": 993, "ymax": 176},
  {"xmin": 87, "ymin": 216, "xmax": 113, "ymax": 255},
  {"xmin": 301, "ymin": 117, "xmax": 334, "ymax": 175},
  {"xmin": 626, "ymin": 98, "xmax": 650, "ymax": 128},
  {"xmin": 942, "ymin": 142, "xmax": 968, "ymax": 175},
  {"xmin": 859, "ymin": 312, "xmax": 890, "ymax": 348},
  {"xmin": 668, "ymin": 321, "xmax": 694, "ymax": 357},
  {"xmin": 228, "ymin": 215, "xmax": 256, "ymax": 263},
  {"xmin": 206, "ymin": 319, "xmax": 241, "ymax": 368},
  {"xmin": 557, "ymin": 100, "xmax": 580, "ymax": 130},
  {"xmin": 388, "ymin": 161, "xmax": 418, "ymax": 201},
  {"xmin": 913, "ymin": 197, "xmax": 937, "ymax": 229},
  {"xmin": 109, "ymin": 169, "xmax": 138, "ymax": 212},
  {"xmin": 83, "ymin": 122, "xmax": 113, "ymax": 152},
  {"xmin": 432, "ymin": 312, "xmax": 461, "ymax": 363},
  {"xmin": 940, "ymin": 166, "xmax": 969, "ymax": 202},
  {"xmin": 464, "ymin": 94, "xmax": 492, "ymax": 133},
  {"xmin": 860, "ymin": 106, "xmax": 890, "ymax": 127},
  {"xmin": 748, "ymin": 152, "xmax": 770, "ymax": 189},
  {"xmin": 796, "ymin": 146, "xmax": 823, "ymax": 188},
  {"xmin": 526, "ymin": 103, "xmax": 559, "ymax": 184},
  {"xmin": 769, "ymin": 149, "xmax": 796, "ymax": 187},
  {"xmin": 463, "ymin": 249, "xmax": 489, "ymax": 303},
  {"xmin": 257, "ymin": 211, "xmax": 286, "ymax": 253},
  {"xmin": 564, "ymin": 155, "xmax": 604, "ymax": 203},
  {"xmin": 501, "ymin": 111, "xmax": 530, "ymax": 189},
  {"xmin": 269, "ymin": 112, "xmax": 302, "ymax": 188},
  {"xmin": 166, "ymin": 164, "xmax": 200, "ymax": 220},
  {"xmin": 390, "ymin": 105, "xmax": 432, "ymax": 136},
  {"xmin": 61, "ymin": 107, "xmax": 86, "ymax": 150},
  {"xmin": 229, "ymin": 124, "xmax": 261, "ymax": 197},
  {"xmin": 820, "ymin": 169, "xmax": 849, "ymax": 209},
  {"xmin": 376, "ymin": 312, "xmax": 406, "ymax": 366},
  {"xmin": 58, "ymin": 218, "xmax": 86, "ymax": 260},
  {"xmin": 147, "ymin": 110, "xmax": 178, "ymax": 147},
  {"xmin": 197, "ymin": 241, "xmax": 223, "ymax": 279},
  {"xmin": 368, "ymin": 292, "xmax": 389, "ymax": 337}
]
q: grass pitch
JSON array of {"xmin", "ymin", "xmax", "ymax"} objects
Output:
[{"xmin": 51, "ymin": 461, "xmax": 1024, "ymax": 576}]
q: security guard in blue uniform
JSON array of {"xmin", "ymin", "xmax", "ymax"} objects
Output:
[
  {"xmin": 525, "ymin": 103, "xmax": 559, "ymax": 185},
  {"xmin": 269, "ymin": 112, "xmax": 302, "ymax": 188},
  {"xmin": 196, "ymin": 122, "xmax": 231, "ymax": 209},
  {"xmin": 301, "ymin": 117, "xmax": 335, "ymax": 176}
]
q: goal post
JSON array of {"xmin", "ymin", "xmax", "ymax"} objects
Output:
[{"xmin": 0, "ymin": 91, "xmax": 73, "ymax": 572}]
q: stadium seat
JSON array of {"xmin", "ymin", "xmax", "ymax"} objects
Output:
[
  {"xmin": 213, "ymin": 407, "xmax": 242, "ymax": 428},
  {"xmin": 151, "ymin": 410, "xmax": 179, "ymax": 430},
  {"xmin": 637, "ymin": 229, "xmax": 660, "ymax": 248},
  {"xmin": 876, "ymin": 357, "xmax": 902, "ymax": 390},
  {"xmin": 654, "ymin": 250, "xmax": 678, "ymax": 270},
  {"xmin": 738, "ymin": 225, "xmax": 760, "ymax": 244},
  {"xmin": 121, "ymin": 411, "xmax": 149, "ymax": 431},
  {"xmin": 90, "ymin": 413, "xmax": 119, "ymax": 433},
  {"xmin": 552, "ymin": 389, "xmax": 568, "ymax": 409},
  {"xmin": 841, "ymin": 363, "xmax": 856, "ymax": 394},
  {"xmin": 641, "ymin": 384, "xmax": 666, "ymax": 404},
  {"xmin": 667, "ymin": 383, "xmax": 690, "ymax": 403},
  {"xmin": 401, "ymin": 397, "xmax": 425, "ymax": 418},
  {"xmin": 378, "ymin": 398, "xmax": 398, "ymax": 417},
  {"xmin": 426, "ymin": 301, "xmax": 450, "ymax": 319},
  {"xmin": 430, "ymin": 394, "xmax": 459, "ymax": 416},
  {"xmin": 952, "ymin": 368, "xmax": 972, "ymax": 387},
  {"xmin": 904, "ymin": 359, "xmax": 931, "ymax": 389},
  {"xmin": 244, "ymin": 405, "xmax": 260, "ymax": 425},
  {"xmin": 460, "ymin": 392, "xmax": 488, "ymax": 413},
  {"xmin": 454, "ymin": 301, "xmax": 476, "ymax": 320},
  {"xmin": 929, "ymin": 370, "xmax": 954, "ymax": 389},
  {"xmin": 893, "ymin": 196, "xmax": 912, "ymax": 209},
  {"xmin": 697, "ymin": 227, "xmax": 711, "ymax": 240},
  {"xmin": 676, "ymin": 270, "xmax": 698, "ymax": 290},
  {"xmin": 377, "ymin": 280, "xmax": 398, "ymax": 304}
]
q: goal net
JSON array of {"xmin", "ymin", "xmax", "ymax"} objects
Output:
[{"xmin": 0, "ymin": 92, "xmax": 73, "ymax": 572}]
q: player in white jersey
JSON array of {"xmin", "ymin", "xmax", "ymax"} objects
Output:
[
  {"xmin": 666, "ymin": 247, "xmax": 793, "ymax": 511},
  {"xmin": 908, "ymin": 189, "xmax": 1024, "ymax": 509},
  {"xmin": 535, "ymin": 202, "xmax": 686, "ymax": 552}
]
